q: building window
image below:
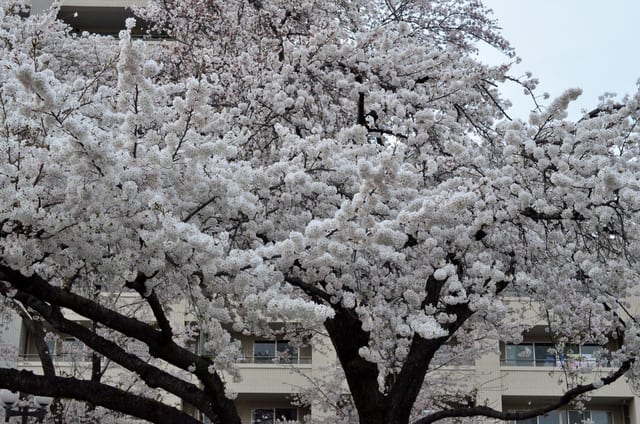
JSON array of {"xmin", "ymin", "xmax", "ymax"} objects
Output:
[
  {"xmin": 502, "ymin": 343, "xmax": 607, "ymax": 368},
  {"xmin": 253, "ymin": 340, "xmax": 299, "ymax": 364},
  {"xmin": 21, "ymin": 329, "xmax": 89, "ymax": 362},
  {"xmin": 251, "ymin": 408, "xmax": 297, "ymax": 424},
  {"xmin": 511, "ymin": 410, "xmax": 612, "ymax": 424}
]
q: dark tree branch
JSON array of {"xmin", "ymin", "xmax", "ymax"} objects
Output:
[
  {"xmin": 90, "ymin": 321, "xmax": 104, "ymax": 383},
  {"xmin": 284, "ymin": 271, "xmax": 386, "ymax": 422},
  {"xmin": 284, "ymin": 275, "xmax": 334, "ymax": 305},
  {"xmin": 476, "ymin": 81, "xmax": 512, "ymax": 121},
  {"xmin": 0, "ymin": 265, "xmax": 240, "ymax": 424},
  {"xmin": 16, "ymin": 308, "xmax": 55, "ymax": 377},
  {"xmin": 412, "ymin": 359, "xmax": 633, "ymax": 424},
  {"xmin": 389, "ymin": 273, "xmax": 474, "ymax": 423},
  {"xmin": 521, "ymin": 206, "xmax": 585, "ymax": 222},
  {"xmin": 14, "ymin": 307, "xmax": 65, "ymax": 424},
  {"xmin": 324, "ymin": 306, "xmax": 385, "ymax": 422},
  {"xmin": 0, "ymin": 368, "xmax": 202, "ymax": 424},
  {"xmin": 6, "ymin": 287, "xmax": 220, "ymax": 422},
  {"xmin": 580, "ymin": 104, "xmax": 623, "ymax": 122},
  {"xmin": 125, "ymin": 272, "xmax": 173, "ymax": 340},
  {"xmin": 183, "ymin": 195, "xmax": 217, "ymax": 223},
  {"xmin": 357, "ymin": 91, "xmax": 366, "ymax": 127}
]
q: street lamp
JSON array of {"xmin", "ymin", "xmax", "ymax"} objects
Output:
[{"xmin": 0, "ymin": 390, "xmax": 51, "ymax": 423}]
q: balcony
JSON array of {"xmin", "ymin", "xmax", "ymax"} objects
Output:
[
  {"xmin": 236, "ymin": 355, "xmax": 312, "ymax": 365},
  {"xmin": 501, "ymin": 342, "xmax": 612, "ymax": 370},
  {"xmin": 228, "ymin": 363, "xmax": 314, "ymax": 394},
  {"xmin": 18, "ymin": 352, "xmax": 92, "ymax": 363}
]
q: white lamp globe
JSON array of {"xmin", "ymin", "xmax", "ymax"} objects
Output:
[
  {"xmin": 0, "ymin": 389, "xmax": 19, "ymax": 406},
  {"xmin": 34, "ymin": 396, "xmax": 53, "ymax": 408}
]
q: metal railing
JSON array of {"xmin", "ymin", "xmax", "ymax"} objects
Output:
[
  {"xmin": 235, "ymin": 355, "xmax": 312, "ymax": 365},
  {"xmin": 19, "ymin": 353, "xmax": 93, "ymax": 363},
  {"xmin": 20, "ymin": 353, "xmax": 313, "ymax": 365},
  {"xmin": 500, "ymin": 354, "xmax": 607, "ymax": 368}
]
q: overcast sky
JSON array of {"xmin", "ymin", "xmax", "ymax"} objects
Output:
[{"xmin": 478, "ymin": 0, "xmax": 640, "ymax": 121}]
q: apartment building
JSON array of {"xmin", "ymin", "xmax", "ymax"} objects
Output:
[
  {"xmin": 480, "ymin": 297, "xmax": 640, "ymax": 424},
  {"xmin": 9, "ymin": 1, "xmax": 640, "ymax": 423},
  {"xmin": 15, "ymin": 294, "xmax": 640, "ymax": 424},
  {"xmin": 16, "ymin": 297, "xmax": 314, "ymax": 423}
]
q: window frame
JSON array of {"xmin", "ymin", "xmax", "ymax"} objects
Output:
[
  {"xmin": 509, "ymin": 409, "xmax": 613, "ymax": 424},
  {"xmin": 252, "ymin": 339, "xmax": 299, "ymax": 364},
  {"xmin": 251, "ymin": 407, "xmax": 298, "ymax": 424},
  {"xmin": 502, "ymin": 342, "xmax": 608, "ymax": 368}
]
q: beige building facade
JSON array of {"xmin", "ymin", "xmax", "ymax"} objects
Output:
[{"xmin": 16, "ymin": 301, "xmax": 640, "ymax": 424}]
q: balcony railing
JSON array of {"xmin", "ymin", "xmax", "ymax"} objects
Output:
[
  {"xmin": 21, "ymin": 352, "xmax": 313, "ymax": 366},
  {"xmin": 501, "ymin": 355, "xmax": 601, "ymax": 368},
  {"xmin": 19, "ymin": 353, "xmax": 93, "ymax": 363},
  {"xmin": 235, "ymin": 355, "xmax": 312, "ymax": 365}
]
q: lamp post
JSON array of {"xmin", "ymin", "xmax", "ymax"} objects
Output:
[{"xmin": 0, "ymin": 390, "xmax": 51, "ymax": 423}]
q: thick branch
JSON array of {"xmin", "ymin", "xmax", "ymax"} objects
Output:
[
  {"xmin": 125, "ymin": 272, "xmax": 173, "ymax": 340},
  {"xmin": 284, "ymin": 274, "xmax": 385, "ymax": 419},
  {"xmin": 8, "ymin": 287, "xmax": 219, "ymax": 422},
  {"xmin": 284, "ymin": 274, "xmax": 385, "ymax": 418},
  {"xmin": 412, "ymin": 359, "xmax": 633, "ymax": 424},
  {"xmin": 0, "ymin": 265, "xmax": 240, "ymax": 424},
  {"xmin": 14, "ymin": 308, "xmax": 65, "ymax": 423},
  {"xmin": 324, "ymin": 307, "xmax": 384, "ymax": 422},
  {"xmin": 0, "ymin": 368, "xmax": 201, "ymax": 424},
  {"xmin": 284, "ymin": 275, "xmax": 334, "ymax": 305},
  {"xmin": 521, "ymin": 207, "xmax": 585, "ymax": 222},
  {"xmin": 16, "ymin": 309, "xmax": 55, "ymax": 377},
  {"xmin": 390, "ymin": 273, "xmax": 474, "ymax": 423}
]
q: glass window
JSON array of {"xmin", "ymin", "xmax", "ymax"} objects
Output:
[
  {"xmin": 45, "ymin": 339, "xmax": 57, "ymax": 357},
  {"xmin": 534, "ymin": 343, "xmax": 556, "ymax": 366},
  {"xmin": 511, "ymin": 417, "xmax": 536, "ymax": 424},
  {"xmin": 253, "ymin": 409, "xmax": 275, "ymax": 424},
  {"xmin": 251, "ymin": 408, "xmax": 297, "ymax": 424},
  {"xmin": 565, "ymin": 344, "xmax": 579, "ymax": 356},
  {"xmin": 539, "ymin": 411, "xmax": 563, "ymax": 424},
  {"xmin": 512, "ymin": 410, "xmax": 611, "ymax": 424},
  {"xmin": 254, "ymin": 340, "xmax": 298, "ymax": 363},
  {"xmin": 61, "ymin": 337, "xmax": 87, "ymax": 361},
  {"xmin": 276, "ymin": 341, "xmax": 298, "ymax": 363},
  {"xmin": 504, "ymin": 344, "xmax": 534, "ymax": 366},
  {"xmin": 254, "ymin": 341, "xmax": 277, "ymax": 363},
  {"xmin": 579, "ymin": 345, "xmax": 598, "ymax": 356},
  {"xmin": 591, "ymin": 411, "xmax": 612, "ymax": 424},
  {"xmin": 503, "ymin": 342, "xmax": 610, "ymax": 368},
  {"xmin": 275, "ymin": 408, "xmax": 297, "ymax": 421},
  {"xmin": 579, "ymin": 345, "xmax": 602, "ymax": 367},
  {"xmin": 567, "ymin": 411, "xmax": 589, "ymax": 424}
]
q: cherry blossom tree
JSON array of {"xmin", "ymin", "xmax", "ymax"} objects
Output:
[{"xmin": 1, "ymin": 0, "xmax": 640, "ymax": 423}]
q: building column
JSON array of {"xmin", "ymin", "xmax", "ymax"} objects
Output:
[
  {"xmin": 476, "ymin": 346, "xmax": 503, "ymax": 411},
  {"xmin": 627, "ymin": 397, "xmax": 640, "ymax": 424}
]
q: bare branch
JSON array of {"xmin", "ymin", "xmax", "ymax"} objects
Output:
[{"xmin": 413, "ymin": 359, "xmax": 633, "ymax": 424}]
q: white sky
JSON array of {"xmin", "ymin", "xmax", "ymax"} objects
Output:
[{"xmin": 478, "ymin": 0, "xmax": 640, "ymax": 120}]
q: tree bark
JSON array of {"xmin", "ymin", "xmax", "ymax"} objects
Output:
[{"xmin": 0, "ymin": 368, "xmax": 202, "ymax": 424}]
